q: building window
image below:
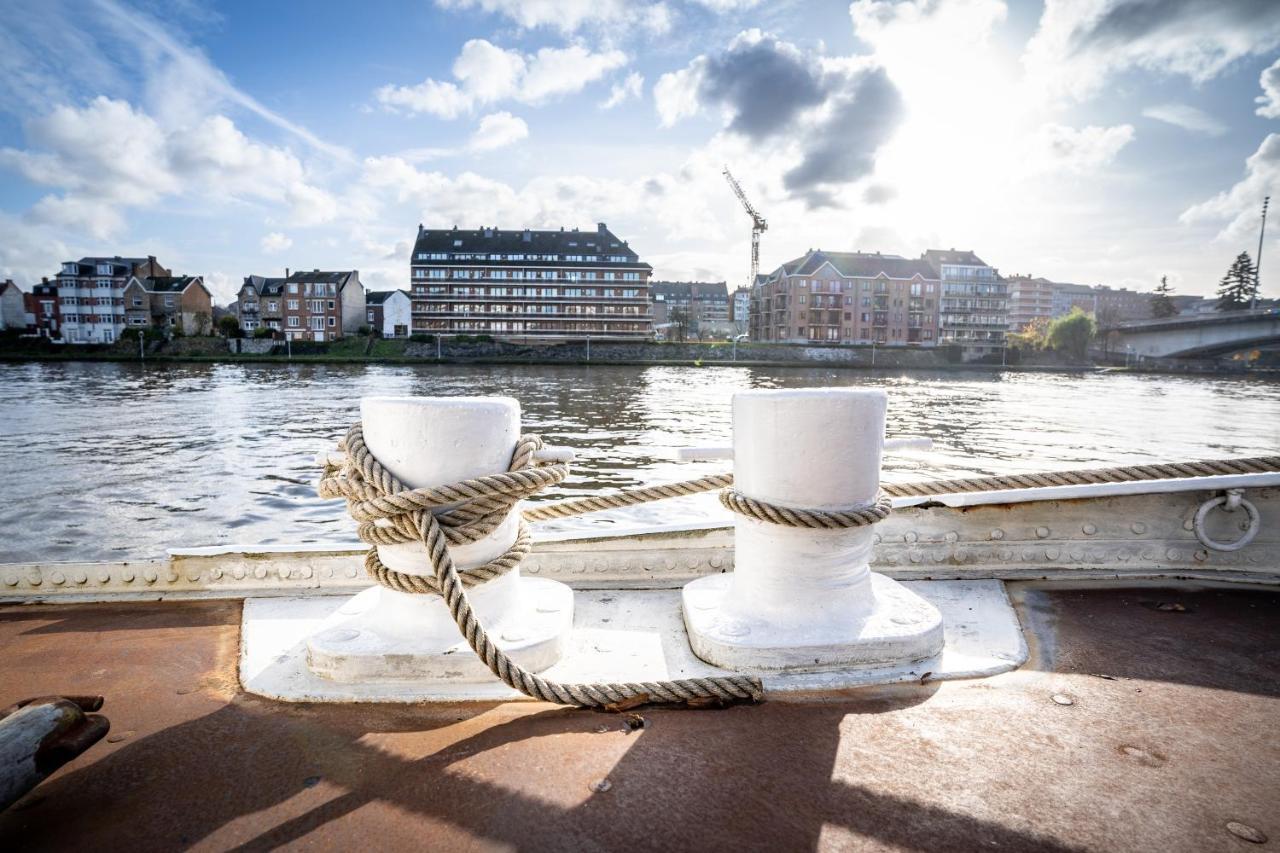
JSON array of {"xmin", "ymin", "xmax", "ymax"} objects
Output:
[
  {"xmin": 288, "ymin": 283, "xmax": 298, "ymax": 294},
  {"xmin": 288, "ymin": 316, "xmax": 299, "ymax": 327},
  {"xmin": 132, "ymin": 297, "xmax": 142, "ymax": 306},
  {"xmin": 164, "ymin": 296, "xmax": 174, "ymax": 307},
  {"xmin": 327, "ymin": 300, "xmax": 335, "ymax": 310},
  {"xmin": 367, "ymin": 310, "xmax": 375, "ymax": 322},
  {"xmin": 287, "ymin": 299, "xmax": 298, "ymax": 310},
  {"xmin": 327, "ymin": 316, "xmax": 336, "ymax": 327}
]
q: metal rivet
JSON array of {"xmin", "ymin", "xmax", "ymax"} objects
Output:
[
  {"xmin": 872, "ymin": 533, "xmax": 882, "ymax": 544},
  {"xmin": 1226, "ymin": 822, "xmax": 1267, "ymax": 844},
  {"xmin": 1051, "ymin": 693, "xmax": 1074, "ymax": 706},
  {"xmin": 233, "ymin": 568, "xmax": 245, "ymax": 580},
  {"xmin": 904, "ymin": 531, "xmax": 918, "ymax": 543},
  {"xmin": 4, "ymin": 576, "xmax": 17, "ymax": 587},
  {"xmin": 73, "ymin": 572, "xmax": 87, "ymax": 585},
  {"xmin": 187, "ymin": 571, "xmax": 201, "ymax": 583},
  {"xmin": 1194, "ymin": 549, "xmax": 1208, "ymax": 562},
  {"xmin": 211, "ymin": 568, "xmax": 223, "ymax": 580},
  {"xmin": 1035, "ymin": 526, "xmax": 1050, "ymax": 539},
  {"xmin": 50, "ymin": 572, "xmax": 65, "ymax": 585},
  {"xmin": 254, "ymin": 567, "xmax": 267, "ymax": 579},
  {"xmin": 301, "ymin": 566, "xmax": 314, "ymax": 579},
  {"xmin": 990, "ymin": 529, "xmax": 1005, "ymax": 540},
  {"xmin": 27, "ymin": 575, "xmax": 41, "ymax": 587},
  {"xmin": 121, "ymin": 570, "xmax": 135, "ymax": 583},
  {"xmin": 589, "ymin": 779, "xmax": 612, "ymax": 793},
  {"xmin": 97, "ymin": 572, "xmax": 111, "ymax": 584},
  {"xmin": 908, "ymin": 552, "xmax": 922, "ymax": 564},
  {"xmin": 1131, "ymin": 522, "xmax": 1147, "ymax": 534},
  {"xmin": 143, "ymin": 569, "xmax": 157, "ymax": 584},
  {"xmin": 1045, "ymin": 549, "xmax": 1061, "ymax": 561},
  {"xmin": 944, "ymin": 531, "xmax": 959, "ymax": 543},
  {"xmin": 709, "ymin": 556, "xmax": 723, "ymax": 569},
  {"xmin": 1082, "ymin": 524, "xmax": 1097, "ymax": 535},
  {"xmin": 345, "ymin": 567, "xmax": 358, "ymax": 578},
  {"xmin": 1182, "ymin": 519, "xmax": 1194, "ymax": 531}
]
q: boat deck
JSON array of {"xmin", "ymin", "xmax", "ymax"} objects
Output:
[{"xmin": 1, "ymin": 583, "xmax": 1277, "ymax": 851}]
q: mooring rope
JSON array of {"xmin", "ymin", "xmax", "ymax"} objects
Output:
[
  {"xmin": 319, "ymin": 427, "xmax": 1280, "ymax": 709},
  {"xmin": 318, "ymin": 425, "xmax": 894, "ymax": 708}
]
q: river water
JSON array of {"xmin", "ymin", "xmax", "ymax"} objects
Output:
[{"xmin": 1, "ymin": 361, "xmax": 1277, "ymax": 563}]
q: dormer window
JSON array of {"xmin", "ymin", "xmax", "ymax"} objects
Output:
[{"xmin": 97, "ymin": 264, "xmax": 113, "ymax": 275}]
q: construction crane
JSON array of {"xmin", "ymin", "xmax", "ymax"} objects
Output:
[{"xmin": 723, "ymin": 166, "xmax": 767, "ymax": 289}]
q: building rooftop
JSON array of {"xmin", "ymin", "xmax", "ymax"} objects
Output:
[
  {"xmin": 921, "ymin": 249, "xmax": 991, "ymax": 271},
  {"xmin": 413, "ymin": 224, "xmax": 651, "ymax": 269},
  {"xmin": 364, "ymin": 290, "xmax": 407, "ymax": 305},
  {"xmin": 138, "ymin": 276, "xmax": 203, "ymax": 294},
  {"xmin": 285, "ymin": 270, "xmax": 359, "ymax": 286}
]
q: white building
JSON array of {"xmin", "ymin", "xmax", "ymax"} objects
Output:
[{"xmin": 365, "ymin": 290, "xmax": 412, "ymax": 338}]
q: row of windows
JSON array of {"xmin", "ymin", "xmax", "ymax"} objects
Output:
[
  {"xmin": 414, "ymin": 252, "xmax": 633, "ymax": 263},
  {"xmin": 241, "ymin": 299, "xmax": 336, "ymax": 313},
  {"xmin": 420, "ymin": 304, "xmax": 645, "ymax": 316},
  {"xmin": 413, "ymin": 286, "xmax": 644, "ymax": 299},
  {"xmin": 414, "ymin": 268, "xmax": 643, "ymax": 282},
  {"xmin": 769, "ymin": 279, "xmax": 940, "ymax": 294},
  {"xmin": 284, "ymin": 316, "xmax": 336, "ymax": 328}
]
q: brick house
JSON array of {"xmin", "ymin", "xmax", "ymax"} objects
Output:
[
  {"xmin": 238, "ymin": 269, "xmax": 364, "ymax": 341},
  {"xmin": 123, "ymin": 275, "xmax": 214, "ymax": 335}
]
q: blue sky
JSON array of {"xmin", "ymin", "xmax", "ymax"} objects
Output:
[{"xmin": 1, "ymin": 0, "xmax": 1279, "ymax": 302}]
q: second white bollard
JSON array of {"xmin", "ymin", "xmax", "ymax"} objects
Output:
[{"xmin": 682, "ymin": 388, "xmax": 943, "ymax": 671}]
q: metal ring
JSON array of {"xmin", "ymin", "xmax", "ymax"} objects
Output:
[{"xmin": 1193, "ymin": 495, "xmax": 1261, "ymax": 552}]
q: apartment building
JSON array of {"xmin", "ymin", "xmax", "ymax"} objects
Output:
[
  {"xmin": 1052, "ymin": 282, "xmax": 1098, "ymax": 318},
  {"xmin": 237, "ymin": 269, "xmax": 364, "ymax": 341},
  {"xmin": 365, "ymin": 290, "xmax": 412, "ymax": 338},
  {"xmin": 651, "ymin": 281, "xmax": 732, "ymax": 338},
  {"xmin": 731, "ymin": 288, "xmax": 750, "ymax": 334},
  {"xmin": 55, "ymin": 256, "xmax": 169, "ymax": 343},
  {"xmin": 409, "ymin": 223, "xmax": 652, "ymax": 340},
  {"xmin": 749, "ymin": 250, "xmax": 941, "ymax": 345},
  {"xmin": 122, "ymin": 276, "xmax": 213, "ymax": 335},
  {"xmin": 921, "ymin": 249, "xmax": 1007, "ymax": 356},
  {"xmin": 1092, "ymin": 285, "xmax": 1153, "ymax": 322},
  {"xmin": 1005, "ymin": 275, "xmax": 1056, "ymax": 330}
]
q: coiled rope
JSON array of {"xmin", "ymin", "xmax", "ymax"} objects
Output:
[{"xmin": 320, "ymin": 429, "xmax": 1280, "ymax": 709}]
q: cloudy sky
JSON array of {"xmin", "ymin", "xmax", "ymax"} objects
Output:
[{"xmin": 2, "ymin": 0, "xmax": 1279, "ymax": 303}]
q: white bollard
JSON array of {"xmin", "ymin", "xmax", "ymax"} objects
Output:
[
  {"xmin": 682, "ymin": 388, "xmax": 943, "ymax": 671},
  {"xmin": 307, "ymin": 396, "xmax": 573, "ymax": 685}
]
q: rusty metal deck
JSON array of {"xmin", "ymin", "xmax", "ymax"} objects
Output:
[{"xmin": 0, "ymin": 583, "xmax": 1277, "ymax": 851}]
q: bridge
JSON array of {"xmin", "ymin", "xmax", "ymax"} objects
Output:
[{"xmin": 1102, "ymin": 309, "xmax": 1280, "ymax": 358}]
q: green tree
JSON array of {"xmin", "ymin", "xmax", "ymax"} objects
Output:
[
  {"xmin": 1045, "ymin": 307, "xmax": 1097, "ymax": 361},
  {"xmin": 1150, "ymin": 275, "xmax": 1177, "ymax": 319},
  {"xmin": 218, "ymin": 314, "xmax": 242, "ymax": 337},
  {"xmin": 1216, "ymin": 252, "xmax": 1258, "ymax": 311}
]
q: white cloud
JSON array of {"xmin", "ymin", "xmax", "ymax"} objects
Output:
[
  {"xmin": 1258, "ymin": 57, "xmax": 1280, "ymax": 118},
  {"xmin": 1141, "ymin": 103, "xmax": 1227, "ymax": 136},
  {"xmin": 376, "ymin": 40, "xmax": 627, "ymax": 118},
  {"xmin": 654, "ymin": 64, "xmax": 705, "ymax": 126},
  {"xmin": 601, "ymin": 72, "xmax": 644, "ymax": 109},
  {"xmin": 1024, "ymin": 0, "xmax": 1280, "ymax": 101},
  {"xmin": 470, "ymin": 111, "xmax": 529, "ymax": 151},
  {"xmin": 434, "ymin": 0, "xmax": 671, "ymax": 35},
  {"xmin": 1181, "ymin": 133, "xmax": 1279, "ymax": 242},
  {"xmin": 1030, "ymin": 123, "xmax": 1136, "ymax": 173},
  {"xmin": 0, "ymin": 97, "xmax": 338, "ymax": 238},
  {"xmin": 260, "ymin": 232, "xmax": 293, "ymax": 253}
]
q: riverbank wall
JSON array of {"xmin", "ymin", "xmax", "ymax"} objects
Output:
[{"xmin": 0, "ymin": 335, "xmax": 1269, "ymax": 376}]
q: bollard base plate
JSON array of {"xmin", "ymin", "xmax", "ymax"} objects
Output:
[
  {"xmin": 240, "ymin": 580, "xmax": 1020, "ymax": 703},
  {"xmin": 681, "ymin": 572, "xmax": 945, "ymax": 672}
]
